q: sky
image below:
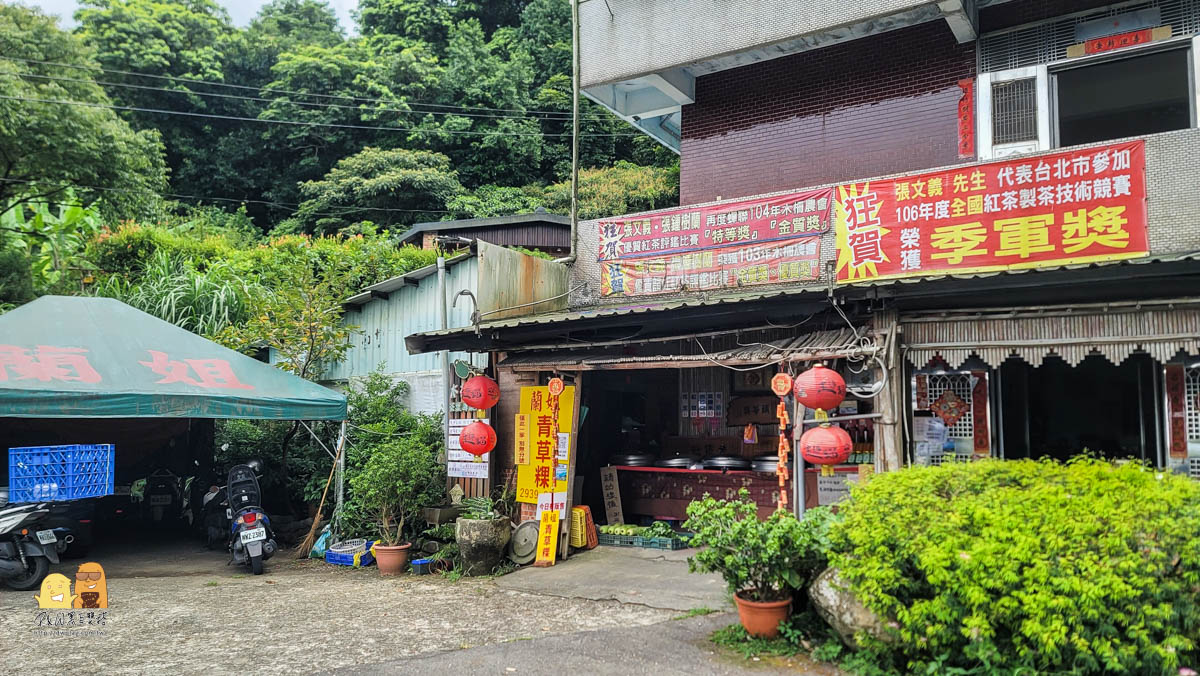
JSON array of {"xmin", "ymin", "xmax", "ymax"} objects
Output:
[{"xmin": 28, "ymin": 0, "xmax": 358, "ymax": 31}]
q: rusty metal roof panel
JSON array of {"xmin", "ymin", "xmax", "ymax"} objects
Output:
[{"xmin": 497, "ymin": 328, "xmax": 863, "ymax": 369}]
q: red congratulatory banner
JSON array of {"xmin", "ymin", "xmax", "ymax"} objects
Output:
[
  {"xmin": 834, "ymin": 140, "xmax": 1147, "ymax": 284},
  {"xmin": 597, "ymin": 188, "xmax": 830, "ymax": 297}
]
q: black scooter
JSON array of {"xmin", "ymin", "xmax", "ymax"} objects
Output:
[
  {"xmin": 0, "ymin": 501, "xmax": 73, "ymax": 590},
  {"xmin": 225, "ymin": 463, "xmax": 277, "ymax": 575}
]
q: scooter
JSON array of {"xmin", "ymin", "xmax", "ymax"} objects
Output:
[
  {"xmin": 201, "ymin": 480, "xmax": 230, "ymax": 550},
  {"xmin": 0, "ymin": 502, "xmax": 73, "ymax": 591},
  {"xmin": 226, "ymin": 462, "xmax": 277, "ymax": 575},
  {"xmin": 145, "ymin": 468, "xmax": 182, "ymax": 524}
]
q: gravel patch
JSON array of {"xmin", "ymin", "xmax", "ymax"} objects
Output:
[{"xmin": 0, "ymin": 559, "xmax": 675, "ymax": 674}]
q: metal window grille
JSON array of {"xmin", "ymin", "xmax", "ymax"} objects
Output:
[
  {"xmin": 1186, "ymin": 366, "xmax": 1200, "ymax": 441},
  {"xmin": 926, "ymin": 374, "xmax": 975, "ymax": 439},
  {"xmin": 980, "ymin": 0, "xmax": 1200, "ymax": 72},
  {"xmin": 991, "ymin": 78, "xmax": 1039, "ymax": 144},
  {"xmin": 1189, "ymin": 457, "xmax": 1200, "ymax": 479}
]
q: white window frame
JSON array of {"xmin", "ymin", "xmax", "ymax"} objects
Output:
[
  {"xmin": 978, "ymin": 36, "xmax": 1200, "ymax": 159},
  {"xmin": 977, "ymin": 66, "xmax": 1050, "ymax": 160}
]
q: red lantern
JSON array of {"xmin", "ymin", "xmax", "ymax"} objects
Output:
[
  {"xmin": 459, "ymin": 420, "xmax": 497, "ymax": 456},
  {"xmin": 792, "ymin": 364, "xmax": 846, "ymax": 411},
  {"xmin": 799, "ymin": 425, "xmax": 852, "ymax": 466},
  {"xmin": 461, "ymin": 375, "xmax": 500, "ymax": 410}
]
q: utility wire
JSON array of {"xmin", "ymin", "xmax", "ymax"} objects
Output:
[
  {"xmin": 0, "ymin": 93, "xmax": 642, "ymax": 137},
  {"xmin": 0, "ymin": 177, "xmax": 453, "ymax": 217},
  {"xmin": 0, "ymin": 55, "xmax": 617, "ymax": 119},
  {"xmin": 9, "ymin": 70, "xmax": 617, "ymax": 123}
]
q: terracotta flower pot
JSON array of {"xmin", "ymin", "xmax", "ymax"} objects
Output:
[
  {"xmin": 734, "ymin": 591, "xmax": 792, "ymax": 638},
  {"xmin": 374, "ymin": 543, "xmax": 412, "ymax": 576}
]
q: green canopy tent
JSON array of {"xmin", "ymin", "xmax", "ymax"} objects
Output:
[
  {"xmin": 0, "ymin": 296, "xmax": 348, "ymax": 541},
  {"xmin": 0, "ymin": 296, "xmax": 345, "ymax": 419}
]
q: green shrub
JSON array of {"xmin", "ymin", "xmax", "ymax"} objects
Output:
[
  {"xmin": 830, "ymin": 458, "xmax": 1200, "ymax": 675},
  {"xmin": 684, "ymin": 489, "xmax": 837, "ymax": 602}
]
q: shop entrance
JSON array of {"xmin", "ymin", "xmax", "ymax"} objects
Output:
[{"xmin": 999, "ymin": 353, "xmax": 1161, "ymax": 462}]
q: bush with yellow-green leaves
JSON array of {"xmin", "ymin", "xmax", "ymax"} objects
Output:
[{"xmin": 829, "ymin": 457, "xmax": 1200, "ymax": 675}]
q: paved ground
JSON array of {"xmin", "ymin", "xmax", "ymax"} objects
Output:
[
  {"xmin": 496, "ymin": 544, "xmax": 731, "ymax": 613},
  {"xmin": 1, "ymin": 538, "xmax": 830, "ymax": 674},
  {"xmin": 349, "ymin": 612, "xmax": 843, "ymax": 676}
]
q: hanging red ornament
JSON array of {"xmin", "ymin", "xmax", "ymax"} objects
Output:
[
  {"xmin": 770, "ymin": 372, "xmax": 793, "ymax": 398},
  {"xmin": 459, "ymin": 420, "xmax": 497, "ymax": 456},
  {"xmin": 461, "ymin": 375, "xmax": 500, "ymax": 410},
  {"xmin": 792, "ymin": 364, "xmax": 846, "ymax": 411},
  {"xmin": 799, "ymin": 425, "xmax": 852, "ymax": 466}
]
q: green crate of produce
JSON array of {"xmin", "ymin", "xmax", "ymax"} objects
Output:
[
  {"xmin": 635, "ymin": 535, "xmax": 689, "ymax": 550},
  {"xmin": 597, "ymin": 533, "xmax": 640, "ymax": 547}
]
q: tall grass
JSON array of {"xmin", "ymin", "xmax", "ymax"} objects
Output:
[{"xmin": 92, "ymin": 250, "xmax": 252, "ymax": 337}]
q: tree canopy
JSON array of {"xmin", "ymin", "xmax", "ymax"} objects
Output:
[{"xmin": 1, "ymin": 0, "xmax": 677, "ymax": 242}]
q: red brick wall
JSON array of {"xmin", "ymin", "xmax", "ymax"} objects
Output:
[{"xmin": 679, "ymin": 20, "xmax": 975, "ymax": 205}]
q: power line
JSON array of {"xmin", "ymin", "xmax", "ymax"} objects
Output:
[
  {"xmin": 0, "ymin": 93, "xmax": 641, "ymax": 137},
  {"xmin": 10, "ymin": 70, "xmax": 616, "ymax": 124},
  {"xmin": 0, "ymin": 55, "xmax": 616, "ymax": 120},
  {"xmin": 0, "ymin": 177, "xmax": 454, "ymax": 218}
]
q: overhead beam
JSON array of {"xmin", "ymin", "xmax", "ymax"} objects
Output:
[
  {"xmin": 938, "ymin": 0, "xmax": 978, "ymax": 43},
  {"xmin": 370, "ymin": 290, "xmax": 390, "ymax": 300}
]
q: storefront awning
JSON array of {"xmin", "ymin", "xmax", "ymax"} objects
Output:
[
  {"xmin": 0, "ymin": 296, "xmax": 347, "ymax": 419},
  {"xmin": 498, "ymin": 328, "xmax": 866, "ymax": 370},
  {"xmin": 903, "ymin": 300, "xmax": 1200, "ymax": 368}
]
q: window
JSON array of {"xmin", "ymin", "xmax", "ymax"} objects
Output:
[
  {"xmin": 1053, "ymin": 47, "xmax": 1193, "ymax": 146},
  {"xmin": 991, "ymin": 78, "xmax": 1039, "ymax": 144}
]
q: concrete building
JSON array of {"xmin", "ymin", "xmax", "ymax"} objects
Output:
[{"xmin": 408, "ymin": 1, "xmax": 1200, "ymax": 530}]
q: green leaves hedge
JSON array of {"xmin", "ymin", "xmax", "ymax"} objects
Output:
[{"xmin": 830, "ymin": 458, "xmax": 1200, "ymax": 675}]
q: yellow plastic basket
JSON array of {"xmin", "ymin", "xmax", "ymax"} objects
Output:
[{"xmin": 569, "ymin": 507, "xmax": 587, "ymax": 548}]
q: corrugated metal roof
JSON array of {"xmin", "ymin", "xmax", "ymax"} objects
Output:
[
  {"xmin": 399, "ymin": 211, "xmax": 569, "ymax": 245},
  {"xmin": 406, "ymin": 250, "xmax": 1200, "ymax": 353},
  {"xmin": 839, "ymin": 250, "xmax": 1200, "ymax": 290},
  {"xmin": 343, "ymin": 252, "xmax": 474, "ymax": 307},
  {"xmin": 411, "ymin": 284, "xmax": 828, "ymax": 339},
  {"xmin": 498, "ymin": 328, "xmax": 864, "ymax": 369}
]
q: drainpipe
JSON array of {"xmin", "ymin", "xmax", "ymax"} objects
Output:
[
  {"xmin": 553, "ymin": 0, "xmax": 581, "ymax": 266},
  {"xmin": 437, "ymin": 255, "xmax": 451, "ymax": 460}
]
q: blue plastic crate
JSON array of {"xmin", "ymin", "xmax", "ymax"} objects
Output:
[{"xmin": 8, "ymin": 444, "xmax": 115, "ymax": 503}]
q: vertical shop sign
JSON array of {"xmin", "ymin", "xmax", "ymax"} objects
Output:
[
  {"xmin": 514, "ymin": 413, "xmax": 530, "ymax": 465},
  {"xmin": 1166, "ymin": 365, "xmax": 1187, "ymax": 459},
  {"xmin": 516, "ymin": 386, "xmax": 576, "ymax": 503},
  {"xmin": 596, "ymin": 189, "xmax": 830, "ymax": 297},
  {"xmin": 534, "ymin": 510, "xmax": 560, "ymax": 567},
  {"xmin": 957, "ymin": 78, "xmax": 974, "ymax": 159},
  {"xmin": 835, "ymin": 140, "xmax": 1148, "ymax": 284},
  {"xmin": 599, "ymin": 466, "xmax": 624, "ymax": 525}
]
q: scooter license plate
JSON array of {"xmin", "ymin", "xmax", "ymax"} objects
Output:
[
  {"xmin": 36, "ymin": 529, "xmax": 57, "ymax": 545},
  {"xmin": 240, "ymin": 527, "xmax": 267, "ymax": 544},
  {"xmin": 149, "ymin": 495, "xmax": 172, "ymax": 506}
]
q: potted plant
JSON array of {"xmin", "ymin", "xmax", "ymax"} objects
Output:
[
  {"xmin": 350, "ymin": 435, "xmax": 446, "ymax": 575},
  {"xmin": 684, "ymin": 489, "xmax": 834, "ymax": 638},
  {"xmin": 454, "ymin": 496, "xmax": 512, "ymax": 576}
]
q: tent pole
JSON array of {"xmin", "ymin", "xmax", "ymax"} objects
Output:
[{"xmin": 334, "ymin": 420, "xmax": 347, "ymax": 540}]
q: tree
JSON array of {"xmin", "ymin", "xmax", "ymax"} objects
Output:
[
  {"xmin": 292, "ymin": 147, "xmax": 463, "ymax": 234},
  {"xmin": 356, "ymin": 0, "xmax": 453, "ymax": 44},
  {"xmin": 0, "ymin": 4, "xmax": 167, "ymax": 217},
  {"xmin": 248, "ymin": 0, "xmax": 344, "ymax": 49}
]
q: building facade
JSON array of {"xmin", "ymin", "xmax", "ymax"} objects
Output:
[{"xmin": 408, "ymin": 0, "xmax": 1200, "ymax": 538}]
